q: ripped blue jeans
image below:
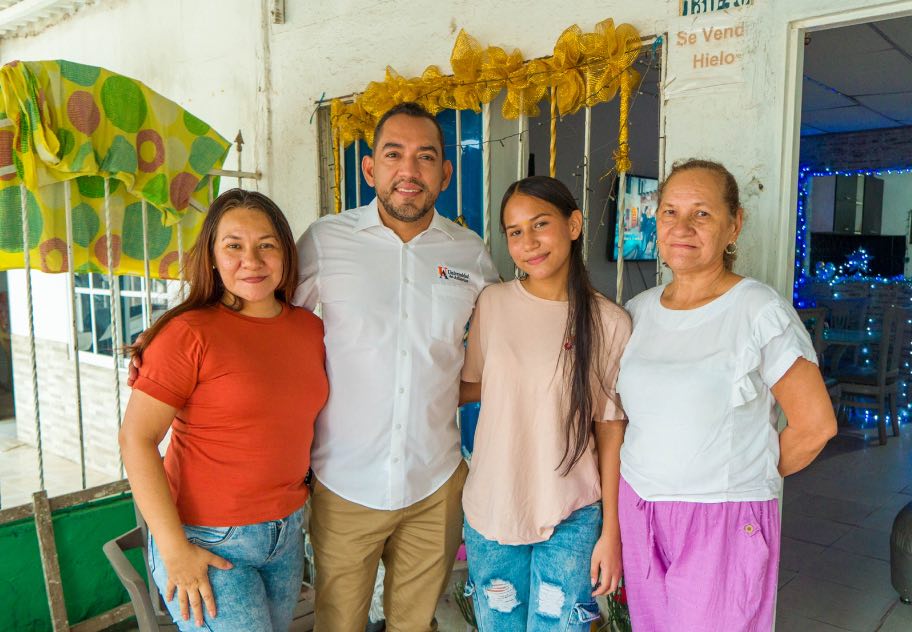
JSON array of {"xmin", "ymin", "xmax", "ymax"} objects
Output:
[{"xmin": 463, "ymin": 503, "xmax": 603, "ymax": 632}]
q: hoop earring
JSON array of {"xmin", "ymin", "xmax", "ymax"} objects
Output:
[{"xmin": 725, "ymin": 242, "xmax": 738, "ymax": 255}]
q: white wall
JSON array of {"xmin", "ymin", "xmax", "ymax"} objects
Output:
[{"xmin": 7, "ymin": 270, "xmax": 69, "ymax": 342}]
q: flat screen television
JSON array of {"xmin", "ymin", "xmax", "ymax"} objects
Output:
[{"xmin": 609, "ymin": 174, "xmax": 659, "ymax": 261}]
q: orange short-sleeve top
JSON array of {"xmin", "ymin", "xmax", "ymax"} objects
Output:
[{"xmin": 133, "ymin": 304, "xmax": 328, "ymax": 526}]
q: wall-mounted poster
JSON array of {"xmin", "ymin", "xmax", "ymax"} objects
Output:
[{"xmin": 610, "ymin": 175, "xmax": 659, "ymax": 261}]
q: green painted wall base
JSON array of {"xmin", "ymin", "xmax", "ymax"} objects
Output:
[{"xmin": 0, "ymin": 494, "xmax": 142, "ymax": 632}]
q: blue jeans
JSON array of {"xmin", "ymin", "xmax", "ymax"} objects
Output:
[
  {"xmin": 464, "ymin": 503, "xmax": 603, "ymax": 632},
  {"xmin": 149, "ymin": 507, "xmax": 305, "ymax": 632}
]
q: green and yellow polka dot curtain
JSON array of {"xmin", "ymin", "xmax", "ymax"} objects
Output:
[{"xmin": 0, "ymin": 60, "xmax": 231, "ymax": 278}]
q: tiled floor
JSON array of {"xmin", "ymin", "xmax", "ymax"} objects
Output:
[
  {"xmin": 777, "ymin": 422, "xmax": 912, "ymax": 631},
  {"xmin": 0, "ymin": 418, "xmax": 112, "ymax": 509}
]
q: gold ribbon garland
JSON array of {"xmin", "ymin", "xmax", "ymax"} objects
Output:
[
  {"xmin": 550, "ymin": 85, "xmax": 557, "ymax": 178},
  {"xmin": 328, "ymin": 18, "xmax": 642, "ymax": 208},
  {"xmin": 614, "ymin": 68, "xmax": 637, "ymax": 175},
  {"xmin": 330, "ymin": 18, "xmax": 640, "ymax": 141},
  {"xmin": 330, "ymin": 100, "xmax": 343, "ymax": 214}
]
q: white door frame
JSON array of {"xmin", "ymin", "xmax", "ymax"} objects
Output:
[{"xmin": 775, "ymin": 1, "xmax": 912, "ymax": 294}]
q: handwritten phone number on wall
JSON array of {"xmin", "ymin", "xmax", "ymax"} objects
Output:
[{"xmin": 680, "ymin": 0, "xmax": 753, "ymax": 16}]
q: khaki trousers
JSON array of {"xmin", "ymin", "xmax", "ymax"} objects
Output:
[{"xmin": 310, "ymin": 461, "xmax": 468, "ymax": 632}]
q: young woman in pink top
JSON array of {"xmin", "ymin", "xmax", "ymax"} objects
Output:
[{"xmin": 459, "ymin": 176, "xmax": 631, "ymax": 631}]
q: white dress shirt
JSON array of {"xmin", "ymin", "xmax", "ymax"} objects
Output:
[{"xmin": 294, "ymin": 199, "xmax": 500, "ymax": 510}]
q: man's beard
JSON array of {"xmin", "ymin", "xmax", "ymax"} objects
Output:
[{"xmin": 376, "ymin": 180, "xmax": 436, "ymax": 223}]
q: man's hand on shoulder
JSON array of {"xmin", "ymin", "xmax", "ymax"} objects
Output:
[{"xmin": 126, "ymin": 334, "xmax": 145, "ymax": 388}]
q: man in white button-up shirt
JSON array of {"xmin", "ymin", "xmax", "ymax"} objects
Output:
[{"xmin": 295, "ymin": 103, "xmax": 499, "ymax": 632}]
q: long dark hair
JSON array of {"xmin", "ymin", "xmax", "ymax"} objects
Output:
[
  {"xmin": 129, "ymin": 188, "xmax": 298, "ymax": 357},
  {"xmin": 500, "ymin": 176, "xmax": 609, "ymax": 475}
]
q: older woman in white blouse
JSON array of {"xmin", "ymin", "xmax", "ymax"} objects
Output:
[{"xmin": 616, "ymin": 159, "xmax": 836, "ymax": 632}]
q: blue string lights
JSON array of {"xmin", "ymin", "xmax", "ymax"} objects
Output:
[
  {"xmin": 793, "ymin": 164, "xmax": 912, "ymax": 304},
  {"xmin": 793, "ymin": 164, "xmax": 912, "ymax": 429}
]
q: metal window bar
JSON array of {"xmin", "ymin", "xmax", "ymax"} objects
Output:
[
  {"xmin": 176, "ymin": 219, "xmax": 184, "ymax": 286},
  {"xmin": 455, "ymin": 110, "xmax": 463, "ymax": 219},
  {"xmin": 103, "ymin": 179, "xmax": 125, "ymax": 478},
  {"xmin": 141, "ymin": 200, "xmax": 152, "ymax": 331},
  {"xmin": 87, "ymin": 276, "xmax": 99, "ymax": 352},
  {"xmin": 616, "ymin": 172, "xmax": 628, "ymax": 302},
  {"xmin": 354, "ymin": 140, "xmax": 362, "ymax": 208},
  {"xmin": 21, "ymin": 183, "xmax": 45, "ymax": 490},
  {"xmin": 657, "ymin": 34, "xmax": 669, "ymax": 286},
  {"xmin": 235, "ymin": 131, "xmax": 245, "ymax": 189},
  {"xmin": 64, "ymin": 180, "xmax": 87, "ymax": 489},
  {"xmin": 482, "ymin": 103, "xmax": 492, "ymax": 247},
  {"xmin": 517, "ymin": 111, "xmax": 526, "ymax": 182},
  {"xmin": 582, "ymin": 106, "xmax": 592, "ymax": 264},
  {"xmin": 208, "ymin": 168, "xmax": 261, "ymax": 180},
  {"xmin": 454, "ymin": 111, "xmax": 464, "ymax": 436},
  {"xmin": 339, "ymin": 127, "xmax": 347, "ymax": 212}
]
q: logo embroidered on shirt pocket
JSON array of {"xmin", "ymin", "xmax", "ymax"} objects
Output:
[{"xmin": 437, "ymin": 265, "xmax": 471, "ymax": 283}]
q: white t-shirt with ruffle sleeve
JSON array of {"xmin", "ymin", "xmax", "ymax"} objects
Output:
[{"xmin": 617, "ymin": 277, "xmax": 817, "ymax": 502}]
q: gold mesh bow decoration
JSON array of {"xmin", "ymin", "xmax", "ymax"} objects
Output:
[
  {"xmin": 444, "ymin": 30, "xmax": 495, "ymax": 112},
  {"xmin": 548, "ymin": 25, "xmax": 587, "ymax": 116},
  {"xmin": 414, "ymin": 65, "xmax": 455, "ymax": 115},
  {"xmin": 477, "ymin": 45, "xmax": 550, "ymax": 120},
  {"xmin": 328, "ymin": 17, "xmax": 640, "ymax": 144},
  {"xmin": 580, "ymin": 19, "xmax": 642, "ymax": 108},
  {"xmin": 331, "ymin": 98, "xmax": 374, "ymax": 149},
  {"xmin": 363, "ymin": 66, "xmax": 443, "ymax": 118},
  {"xmin": 361, "ymin": 68, "xmax": 413, "ymax": 121},
  {"xmin": 325, "ymin": 17, "xmax": 642, "ymax": 212}
]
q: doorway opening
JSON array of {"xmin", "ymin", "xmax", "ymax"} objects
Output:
[{"xmin": 780, "ymin": 8, "xmax": 912, "ymax": 630}]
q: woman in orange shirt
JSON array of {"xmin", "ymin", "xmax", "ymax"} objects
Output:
[{"xmin": 120, "ymin": 189, "xmax": 328, "ymax": 631}]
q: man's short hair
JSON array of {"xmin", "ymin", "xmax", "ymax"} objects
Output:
[{"xmin": 373, "ymin": 102, "xmax": 446, "ymax": 160}]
